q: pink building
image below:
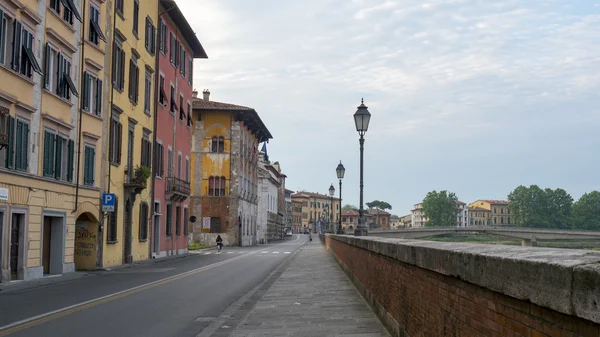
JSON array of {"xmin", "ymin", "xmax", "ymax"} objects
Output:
[{"xmin": 153, "ymin": 0, "xmax": 207, "ymax": 258}]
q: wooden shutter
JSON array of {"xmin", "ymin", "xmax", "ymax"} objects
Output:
[
  {"xmin": 14, "ymin": 121, "xmax": 22, "ymax": 169},
  {"xmin": 0, "ymin": 9, "xmax": 4, "ymax": 60},
  {"xmin": 11, "ymin": 20, "xmax": 22, "ymax": 71},
  {"xmin": 95, "ymin": 79, "xmax": 102, "ymax": 115},
  {"xmin": 67, "ymin": 139, "xmax": 74, "ymax": 181},
  {"xmin": 5, "ymin": 116, "xmax": 14, "ymax": 168},
  {"xmin": 117, "ymin": 122, "xmax": 122, "ymax": 164},
  {"xmin": 54, "ymin": 136, "xmax": 63, "ymax": 179},
  {"xmin": 56, "ymin": 53, "xmax": 63, "ymax": 95},
  {"xmin": 82, "ymin": 72, "xmax": 89, "ymax": 110},
  {"xmin": 44, "ymin": 43, "xmax": 51, "ymax": 89},
  {"xmin": 22, "ymin": 122, "xmax": 29, "ymax": 171}
]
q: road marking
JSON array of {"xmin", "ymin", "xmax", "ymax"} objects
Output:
[
  {"xmin": 261, "ymin": 251, "xmax": 268, "ymax": 254},
  {"xmin": 284, "ymin": 252, "xmax": 291, "ymax": 254},
  {"xmin": 272, "ymin": 252, "xmax": 279, "ymax": 254},
  {"xmin": 204, "ymin": 252, "xmax": 212, "ymax": 255},
  {"xmin": 227, "ymin": 252, "xmax": 234, "ymax": 254},
  {"xmin": 0, "ymin": 250, "xmax": 258, "ymax": 336}
]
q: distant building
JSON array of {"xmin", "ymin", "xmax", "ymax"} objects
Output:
[
  {"xmin": 292, "ymin": 199, "xmax": 304, "ymax": 233},
  {"xmin": 341, "ymin": 210, "xmax": 360, "ymax": 231},
  {"xmin": 468, "ymin": 206, "xmax": 491, "ymax": 226},
  {"xmin": 400, "ymin": 214, "xmax": 412, "ymax": 227},
  {"xmin": 291, "ymin": 192, "xmax": 340, "ymax": 233},
  {"xmin": 468, "ymin": 200, "xmax": 514, "ymax": 226},
  {"xmin": 411, "ymin": 203, "xmax": 426, "ymax": 227},
  {"xmin": 257, "ymin": 152, "xmax": 279, "ymax": 244},
  {"xmin": 284, "ymin": 189, "xmax": 294, "ymax": 232},
  {"xmin": 367, "ymin": 209, "xmax": 391, "ymax": 229},
  {"xmin": 411, "ymin": 201, "xmax": 468, "ymax": 227}
]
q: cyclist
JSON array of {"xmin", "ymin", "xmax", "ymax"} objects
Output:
[{"xmin": 216, "ymin": 235, "xmax": 223, "ymax": 252}]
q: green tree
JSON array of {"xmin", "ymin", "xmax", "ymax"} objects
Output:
[
  {"xmin": 508, "ymin": 185, "xmax": 573, "ymax": 228},
  {"xmin": 572, "ymin": 191, "xmax": 600, "ymax": 230},
  {"xmin": 422, "ymin": 191, "xmax": 458, "ymax": 227},
  {"xmin": 545, "ymin": 188, "xmax": 573, "ymax": 228},
  {"xmin": 342, "ymin": 204, "xmax": 358, "ymax": 211}
]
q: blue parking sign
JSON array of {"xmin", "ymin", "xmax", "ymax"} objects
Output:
[{"xmin": 102, "ymin": 193, "xmax": 115, "ymax": 212}]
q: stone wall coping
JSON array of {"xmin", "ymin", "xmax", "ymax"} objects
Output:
[{"xmin": 330, "ymin": 235, "xmax": 600, "ymax": 324}]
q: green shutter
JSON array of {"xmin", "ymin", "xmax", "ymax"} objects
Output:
[
  {"xmin": 21, "ymin": 122, "xmax": 28, "ymax": 170},
  {"xmin": 67, "ymin": 139, "xmax": 74, "ymax": 182},
  {"xmin": 43, "ymin": 132, "xmax": 55, "ymax": 177},
  {"xmin": 11, "ymin": 20, "xmax": 21, "ymax": 71},
  {"xmin": 5, "ymin": 116, "xmax": 14, "ymax": 169},
  {"xmin": 82, "ymin": 72, "xmax": 88, "ymax": 110},
  {"xmin": 42, "ymin": 131, "xmax": 48, "ymax": 175},
  {"xmin": 0, "ymin": 9, "xmax": 4, "ymax": 63},
  {"xmin": 83, "ymin": 147, "xmax": 89, "ymax": 185},
  {"xmin": 44, "ymin": 43, "xmax": 50, "ymax": 89},
  {"xmin": 54, "ymin": 136, "xmax": 63, "ymax": 179},
  {"xmin": 95, "ymin": 79, "xmax": 102, "ymax": 115},
  {"xmin": 14, "ymin": 121, "xmax": 22, "ymax": 170},
  {"xmin": 90, "ymin": 147, "xmax": 95, "ymax": 185}
]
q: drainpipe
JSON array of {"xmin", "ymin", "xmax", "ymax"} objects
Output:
[{"xmin": 73, "ymin": 2, "xmax": 87, "ymax": 214}]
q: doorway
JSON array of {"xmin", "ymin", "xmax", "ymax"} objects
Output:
[
  {"xmin": 42, "ymin": 215, "xmax": 65, "ymax": 275},
  {"xmin": 153, "ymin": 202, "xmax": 160, "ymax": 256},
  {"xmin": 10, "ymin": 213, "xmax": 25, "ymax": 280},
  {"xmin": 123, "ymin": 198, "xmax": 132, "ymax": 264},
  {"xmin": 74, "ymin": 213, "xmax": 98, "ymax": 270}
]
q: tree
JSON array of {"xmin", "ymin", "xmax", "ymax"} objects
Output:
[
  {"xmin": 508, "ymin": 185, "xmax": 573, "ymax": 228},
  {"xmin": 572, "ymin": 191, "xmax": 600, "ymax": 230},
  {"xmin": 366, "ymin": 200, "xmax": 392, "ymax": 228},
  {"xmin": 421, "ymin": 191, "xmax": 458, "ymax": 227},
  {"xmin": 342, "ymin": 204, "xmax": 358, "ymax": 211}
]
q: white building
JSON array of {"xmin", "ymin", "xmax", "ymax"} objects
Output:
[
  {"xmin": 411, "ymin": 201, "xmax": 469, "ymax": 227},
  {"xmin": 257, "ymin": 151, "xmax": 280, "ymax": 244}
]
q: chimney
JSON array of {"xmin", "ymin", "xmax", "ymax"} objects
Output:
[
  {"xmin": 203, "ymin": 89, "xmax": 210, "ymax": 101},
  {"xmin": 192, "ymin": 89, "xmax": 198, "ymax": 98}
]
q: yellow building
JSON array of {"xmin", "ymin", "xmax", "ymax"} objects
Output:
[
  {"xmin": 102, "ymin": 0, "xmax": 157, "ymax": 266},
  {"xmin": 0, "ymin": 0, "xmax": 110, "ymax": 281},
  {"xmin": 468, "ymin": 200, "xmax": 514, "ymax": 226},
  {"xmin": 189, "ymin": 90, "xmax": 272, "ymax": 246},
  {"xmin": 291, "ymin": 192, "xmax": 340, "ymax": 233}
]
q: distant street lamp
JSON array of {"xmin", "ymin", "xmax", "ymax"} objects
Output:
[
  {"xmin": 329, "ymin": 184, "xmax": 335, "ymax": 233},
  {"xmin": 336, "ymin": 161, "xmax": 345, "ymax": 234},
  {"xmin": 353, "ymin": 99, "xmax": 371, "ymax": 236}
]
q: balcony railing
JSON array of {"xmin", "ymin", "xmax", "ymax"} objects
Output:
[{"xmin": 166, "ymin": 176, "xmax": 191, "ymax": 201}]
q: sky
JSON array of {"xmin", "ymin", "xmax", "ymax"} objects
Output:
[{"xmin": 177, "ymin": 0, "xmax": 600, "ymax": 216}]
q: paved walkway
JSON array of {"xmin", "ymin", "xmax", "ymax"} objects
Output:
[{"xmin": 230, "ymin": 241, "xmax": 389, "ymax": 337}]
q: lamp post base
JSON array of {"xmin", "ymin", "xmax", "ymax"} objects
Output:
[
  {"xmin": 354, "ymin": 227, "xmax": 368, "ymax": 236},
  {"xmin": 336, "ymin": 228, "xmax": 345, "ymax": 235}
]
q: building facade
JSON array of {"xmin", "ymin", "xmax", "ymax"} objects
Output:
[
  {"xmin": 468, "ymin": 206, "xmax": 491, "ymax": 226},
  {"xmin": 257, "ymin": 152, "xmax": 279, "ymax": 244},
  {"xmin": 292, "ymin": 199, "xmax": 303, "ymax": 233},
  {"xmin": 264, "ymin": 161, "xmax": 286, "ymax": 240},
  {"xmin": 284, "ymin": 189, "xmax": 293, "ymax": 233},
  {"xmin": 468, "ymin": 200, "xmax": 514, "ymax": 226},
  {"xmin": 411, "ymin": 201, "xmax": 468, "ymax": 227},
  {"xmin": 367, "ymin": 209, "xmax": 391, "ymax": 229},
  {"xmin": 189, "ymin": 91, "xmax": 271, "ymax": 247},
  {"xmin": 152, "ymin": 0, "xmax": 206, "ymax": 259},
  {"xmin": 0, "ymin": 0, "xmax": 110, "ymax": 281},
  {"xmin": 291, "ymin": 192, "xmax": 340, "ymax": 233},
  {"xmin": 341, "ymin": 210, "xmax": 359, "ymax": 231},
  {"xmin": 411, "ymin": 203, "xmax": 426, "ymax": 227}
]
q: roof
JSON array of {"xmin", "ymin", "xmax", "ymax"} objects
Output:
[
  {"xmin": 160, "ymin": 0, "xmax": 208, "ymax": 58},
  {"xmin": 265, "ymin": 164, "xmax": 286, "ymax": 179},
  {"xmin": 192, "ymin": 97, "xmax": 272, "ymax": 143},
  {"xmin": 483, "ymin": 200, "xmax": 510, "ymax": 205},
  {"xmin": 291, "ymin": 191, "xmax": 340, "ymax": 201},
  {"xmin": 456, "ymin": 200, "xmax": 466, "ymax": 205},
  {"xmin": 468, "ymin": 206, "xmax": 491, "ymax": 212},
  {"xmin": 368, "ymin": 209, "xmax": 391, "ymax": 216},
  {"xmin": 342, "ymin": 210, "xmax": 359, "ymax": 216}
]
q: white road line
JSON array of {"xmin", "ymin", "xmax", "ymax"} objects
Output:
[
  {"xmin": 227, "ymin": 252, "xmax": 234, "ymax": 254},
  {"xmin": 261, "ymin": 251, "xmax": 268, "ymax": 254},
  {"xmin": 204, "ymin": 252, "xmax": 212, "ymax": 255},
  {"xmin": 284, "ymin": 252, "xmax": 291, "ymax": 254},
  {"xmin": 272, "ymin": 252, "xmax": 279, "ymax": 254}
]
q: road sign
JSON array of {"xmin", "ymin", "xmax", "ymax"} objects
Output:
[
  {"xmin": 202, "ymin": 217, "xmax": 211, "ymax": 233},
  {"xmin": 102, "ymin": 193, "xmax": 116, "ymax": 212}
]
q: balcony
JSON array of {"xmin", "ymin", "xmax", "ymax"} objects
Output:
[
  {"xmin": 124, "ymin": 166, "xmax": 150, "ymax": 195},
  {"xmin": 166, "ymin": 176, "xmax": 191, "ymax": 202}
]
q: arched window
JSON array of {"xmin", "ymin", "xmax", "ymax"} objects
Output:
[
  {"xmin": 208, "ymin": 176, "xmax": 227, "ymax": 196},
  {"xmin": 219, "ymin": 176, "xmax": 226, "ymax": 196},
  {"xmin": 211, "ymin": 136, "xmax": 225, "ymax": 153}
]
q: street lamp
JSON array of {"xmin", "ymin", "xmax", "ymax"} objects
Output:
[
  {"xmin": 329, "ymin": 184, "xmax": 335, "ymax": 233},
  {"xmin": 353, "ymin": 98, "xmax": 371, "ymax": 236},
  {"xmin": 336, "ymin": 161, "xmax": 345, "ymax": 234}
]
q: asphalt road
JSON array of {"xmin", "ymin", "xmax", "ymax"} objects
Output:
[{"xmin": 0, "ymin": 235, "xmax": 308, "ymax": 337}]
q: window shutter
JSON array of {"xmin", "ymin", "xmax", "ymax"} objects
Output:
[
  {"xmin": 119, "ymin": 49, "xmax": 125, "ymax": 90},
  {"xmin": 22, "ymin": 122, "xmax": 28, "ymax": 170},
  {"xmin": 67, "ymin": 139, "xmax": 74, "ymax": 181},
  {"xmin": 117, "ymin": 123, "xmax": 122, "ymax": 164},
  {"xmin": 14, "ymin": 121, "xmax": 22, "ymax": 169},
  {"xmin": 5, "ymin": 116, "xmax": 14, "ymax": 169},
  {"xmin": 135, "ymin": 66, "xmax": 139, "ymax": 102},
  {"xmin": 95, "ymin": 79, "xmax": 102, "ymax": 115},
  {"xmin": 82, "ymin": 72, "xmax": 89, "ymax": 110},
  {"xmin": 11, "ymin": 20, "xmax": 22, "ymax": 71},
  {"xmin": 56, "ymin": 53, "xmax": 63, "ymax": 95},
  {"xmin": 44, "ymin": 43, "xmax": 51, "ymax": 89},
  {"xmin": 111, "ymin": 44, "xmax": 117, "ymax": 86},
  {"xmin": 0, "ymin": 9, "xmax": 4, "ymax": 58},
  {"xmin": 46, "ymin": 132, "xmax": 55, "ymax": 176},
  {"xmin": 54, "ymin": 136, "xmax": 63, "ymax": 179}
]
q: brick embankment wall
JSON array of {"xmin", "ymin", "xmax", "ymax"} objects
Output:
[{"xmin": 324, "ymin": 235, "xmax": 600, "ymax": 337}]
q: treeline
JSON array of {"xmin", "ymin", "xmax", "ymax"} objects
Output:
[{"xmin": 508, "ymin": 185, "xmax": 600, "ymax": 230}]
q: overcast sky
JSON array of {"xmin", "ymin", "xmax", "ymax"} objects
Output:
[{"xmin": 178, "ymin": 0, "xmax": 600, "ymax": 215}]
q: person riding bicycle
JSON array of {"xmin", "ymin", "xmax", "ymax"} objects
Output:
[{"xmin": 216, "ymin": 235, "xmax": 223, "ymax": 252}]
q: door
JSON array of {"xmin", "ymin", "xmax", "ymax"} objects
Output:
[
  {"xmin": 42, "ymin": 217, "xmax": 52, "ymax": 274},
  {"xmin": 10, "ymin": 214, "xmax": 21, "ymax": 280},
  {"xmin": 153, "ymin": 213, "xmax": 160, "ymax": 255},
  {"xmin": 123, "ymin": 199, "xmax": 132, "ymax": 264}
]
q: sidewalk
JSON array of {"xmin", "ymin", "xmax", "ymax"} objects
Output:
[{"xmin": 229, "ymin": 241, "xmax": 390, "ymax": 337}]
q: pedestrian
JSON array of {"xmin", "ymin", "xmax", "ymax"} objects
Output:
[
  {"xmin": 216, "ymin": 235, "xmax": 223, "ymax": 252},
  {"xmin": 309, "ymin": 234, "xmax": 312, "ymax": 242}
]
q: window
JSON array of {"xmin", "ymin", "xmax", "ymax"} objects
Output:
[
  {"xmin": 43, "ymin": 131, "xmax": 74, "ymax": 181},
  {"xmin": 141, "ymin": 134, "xmax": 151, "ymax": 168},
  {"xmin": 501, "ymin": 208, "xmax": 504, "ymax": 214},
  {"xmin": 82, "ymin": 72, "xmax": 102, "ymax": 115},
  {"xmin": 145, "ymin": 17, "xmax": 155, "ymax": 55},
  {"xmin": 166, "ymin": 204, "xmax": 172, "ymax": 236},
  {"xmin": 183, "ymin": 208, "xmax": 189, "ymax": 236},
  {"xmin": 208, "ymin": 176, "xmax": 226, "ymax": 196},
  {"xmin": 210, "ymin": 217, "xmax": 221, "ymax": 232},
  {"xmin": 83, "ymin": 145, "xmax": 95, "ymax": 186},
  {"xmin": 112, "ymin": 42, "xmax": 125, "ymax": 91},
  {"xmin": 88, "ymin": 4, "xmax": 106, "ymax": 45},
  {"xmin": 50, "ymin": 0, "xmax": 81, "ymax": 26},
  {"xmin": 109, "ymin": 117, "xmax": 122, "ymax": 165},
  {"xmin": 154, "ymin": 142, "xmax": 164, "ymax": 177},
  {"xmin": 126, "ymin": 126, "xmax": 134, "ymax": 180},
  {"xmin": 139, "ymin": 202, "xmax": 148, "ymax": 241},
  {"xmin": 187, "ymin": 102, "xmax": 192, "ymax": 127},
  {"xmin": 158, "ymin": 75, "xmax": 167, "ymax": 105},
  {"xmin": 179, "ymin": 95, "xmax": 185, "ymax": 120},
  {"xmin": 50, "ymin": 52, "xmax": 78, "ymax": 100},
  {"xmin": 167, "ymin": 147, "xmax": 173, "ymax": 177},
  {"xmin": 9, "ymin": 22, "xmax": 42, "ymax": 78},
  {"xmin": 175, "ymin": 206, "xmax": 181, "ymax": 236},
  {"xmin": 49, "ymin": 0, "xmax": 61, "ymax": 13},
  {"xmin": 211, "ymin": 136, "xmax": 224, "ymax": 153},
  {"xmin": 0, "ymin": 10, "xmax": 7, "ymax": 65},
  {"xmin": 188, "ymin": 58, "xmax": 193, "ymax": 86},
  {"xmin": 177, "ymin": 153, "xmax": 182, "ymax": 178},
  {"xmin": 107, "ymin": 196, "xmax": 118, "ymax": 242},
  {"xmin": 115, "ymin": 0, "xmax": 124, "ymax": 16},
  {"xmin": 180, "ymin": 47, "xmax": 186, "ymax": 77},
  {"xmin": 128, "ymin": 56, "xmax": 139, "ymax": 104},
  {"xmin": 3, "ymin": 117, "xmax": 29, "ymax": 171},
  {"xmin": 170, "ymin": 85, "xmax": 177, "ymax": 113},
  {"xmin": 185, "ymin": 157, "xmax": 190, "ymax": 182},
  {"xmin": 508, "ymin": 216, "xmax": 511, "ymax": 224},
  {"xmin": 159, "ymin": 19, "xmax": 167, "ymax": 54},
  {"xmin": 169, "ymin": 32, "xmax": 175, "ymax": 65},
  {"xmin": 132, "ymin": 0, "xmax": 139, "ymax": 36},
  {"xmin": 144, "ymin": 71, "xmax": 151, "ymax": 114}
]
